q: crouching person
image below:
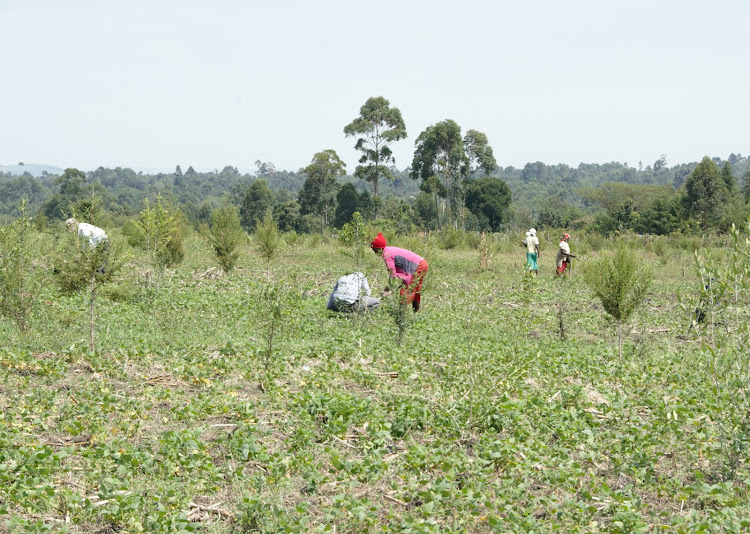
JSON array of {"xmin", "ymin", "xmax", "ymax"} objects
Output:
[
  {"xmin": 327, "ymin": 272, "xmax": 380, "ymax": 313},
  {"xmin": 66, "ymin": 218, "xmax": 108, "ymax": 248},
  {"xmin": 66, "ymin": 217, "xmax": 109, "ymax": 273}
]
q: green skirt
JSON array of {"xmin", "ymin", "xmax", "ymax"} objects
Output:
[{"xmin": 526, "ymin": 252, "xmax": 538, "ymax": 270}]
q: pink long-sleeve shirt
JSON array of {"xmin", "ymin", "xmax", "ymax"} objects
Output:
[{"xmin": 382, "ymin": 246, "xmax": 425, "ymax": 286}]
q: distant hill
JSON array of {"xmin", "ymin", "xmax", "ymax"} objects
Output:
[{"xmin": 0, "ymin": 163, "xmax": 64, "ymax": 177}]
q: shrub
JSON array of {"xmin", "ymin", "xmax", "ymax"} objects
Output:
[
  {"xmin": 208, "ymin": 204, "xmax": 244, "ymax": 274},
  {"xmin": 464, "ymin": 231, "xmax": 481, "ymax": 249},
  {"xmin": 0, "ymin": 201, "xmax": 41, "ymax": 333},
  {"xmin": 137, "ymin": 194, "xmax": 180, "ymax": 271},
  {"xmin": 441, "ymin": 227, "xmax": 462, "ymax": 250},
  {"xmin": 284, "ymin": 230, "xmax": 300, "ymax": 247},
  {"xmin": 122, "ymin": 219, "xmax": 146, "ymax": 248},
  {"xmin": 255, "ymin": 211, "xmax": 281, "ymax": 279},
  {"xmin": 55, "ymin": 229, "xmax": 126, "ymax": 352},
  {"xmin": 585, "ymin": 232, "xmax": 606, "ymax": 252},
  {"xmin": 583, "ymin": 244, "xmax": 652, "ymax": 359}
]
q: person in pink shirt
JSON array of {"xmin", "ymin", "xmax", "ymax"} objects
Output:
[{"xmin": 371, "ymin": 232, "xmax": 429, "ymax": 312}]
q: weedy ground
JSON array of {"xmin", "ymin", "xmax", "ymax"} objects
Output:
[{"xmin": 1, "ymin": 231, "xmax": 748, "ymax": 532}]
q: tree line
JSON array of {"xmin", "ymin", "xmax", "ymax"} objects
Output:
[{"xmin": 1, "ymin": 95, "xmax": 749, "ymax": 235}]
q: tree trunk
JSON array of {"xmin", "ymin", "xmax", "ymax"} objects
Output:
[
  {"xmin": 374, "ymin": 162, "xmax": 379, "ymax": 219},
  {"xmin": 435, "ymin": 194, "xmax": 441, "ymax": 233}
]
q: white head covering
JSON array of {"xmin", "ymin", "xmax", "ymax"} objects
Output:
[
  {"xmin": 529, "ymin": 228, "xmax": 536, "ymax": 236},
  {"xmin": 66, "ymin": 217, "xmax": 77, "ymax": 230},
  {"xmin": 525, "ymin": 231, "xmax": 531, "ymax": 237}
]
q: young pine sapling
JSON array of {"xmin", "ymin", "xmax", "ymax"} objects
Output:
[
  {"xmin": 0, "ymin": 200, "xmax": 41, "ymax": 333},
  {"xmin": 55, "ymin": 225, "xmax": 125, "ymax": 353},
  {"xmin": 254, "ymin": 211, "xmax": 281, "ymax": 280},
  {"xmin": 208, "ymin": 204, "xmax": 244, "ymax": 274},
  {"xmin": 583, "ymin": 244, "xmax": 652, "ymax": 359}
]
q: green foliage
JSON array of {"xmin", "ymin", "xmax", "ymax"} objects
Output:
[
  {"xmin": 241, "ymin": 179, "xmax": 274, "ymax": 232},
  {"xmin": 4, "ymin": 230, "xmax": 750, "ymax": 531},
  {"xmin": 344, "ymin": 96, "xmax": 407, "ymax": 202},
  {"xmin": 464, "ymin": 177, "xmax": 512, "ymax": 231},
  {"xmin": 255, "ymin": 280, "xmax": 296, "ymax": 391},
  {"xmin": 164, "ymin": 211, "xmax": 187, "ymax": 267},
  {"xmin": 463, "ymin": 129, "xmax": 496, "ymax": 178},
  {"xmin": 122, "ymin": 219, "xmax": 146, "ymax": 248},
  {"xmin": 137, "ymin": 194, "xmax": 180, "ymax": 270},
  {"xmin": 299, "ymin": 150, "xmax": 347, "ymax": 230},
  {"xmin": 273, "ymin": 200, "xmax": 302, "ymax": 233},
  {"xmin": 583, "ymin": 244, "xmax": 652, "ymax": 358},
  {"xmin": 388, "ymin": 287, "xmax": 413, "ymax": 346},
  {"xmin": 688, "ymin": 221, "xmax": 750, "ymax": 479},
  {"xmin": 338, "ymin": 212, "xmax": 369, "ymax": 272},
  {"xmin": 411, "ymin": 120, "xmax": 468, "ymax": 226},
  {"xmin": 255, "ymin": 211, "xmax": 281, "ymax": 279},
  {"xmin": 333, "ymin": 183, "xmax": 362, "ymax": 229},
  {"xmin": 0, "ymin": 201, "xmax": 41, "ymax": 332},
  {"xmin": 684, "ymin": 156, "xmax": 729, "ymax": 231},
  {"xmin": 441, "ymin": 227, "xmax": 463, "ymax": 250},
  {"xmin": 54, "ymin": 227, "xmax": 125, "ymax": 352},
  {"xmin": 207, "ymin": 203, "xmax": 244, "ymax": 273}
]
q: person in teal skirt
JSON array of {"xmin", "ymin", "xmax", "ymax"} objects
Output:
[{"xmin": 521, "ymin": 228, "xmax": 540, "ymax": 275}]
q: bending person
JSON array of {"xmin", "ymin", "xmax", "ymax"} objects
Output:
[
  {"xmin": 66, "ymin": 218, "xmax": 108, "ymax": 249},
  {"xmin": 371, "ymin": 232, "xmax": 428, "ymax": 312}
]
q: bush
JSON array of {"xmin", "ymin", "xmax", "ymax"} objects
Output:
[
  {"xmin": 464, "ymin": 231, "xmax": 482, "ymax": 249},
  {"xmin": 441, "ymin": 228, "xmax": 463, "ymax": 250},
  {"xmin": 583, "ymin": 245, "xmax": 652, "ymax": 359},
  {"xmin": 255, "ymin": 211, "xmax": 281, "ymax": 279},
  {"xmin": 0, "ymin": 201, "xmax": 41, "ymax": 333},
  {"xmin": 208, "ymin": 204, "xmax": 244, "ymax": 274},
  {"xmin": 284, "ymin": 230, "xmax": 300, "ymax": 247},
  {"xmin": 584, "ymin": 232, "xmax": 606, "ymax": 252},
  {"xmin": 122, "ymin": 219, "xmax": 146, "ymax": 248}
]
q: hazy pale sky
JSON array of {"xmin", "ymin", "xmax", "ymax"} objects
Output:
[{"xmin": 2, "ymin": 0, "xmax": 748, "ymax": 174}]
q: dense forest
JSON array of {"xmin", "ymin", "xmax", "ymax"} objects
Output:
[
  {"xmin": 2, "ymin": 154, "xmax": 748, "ymax": 236},
  {"xmin": 2, "ymin": 95, "xmax": 748, "ymax": 235}
]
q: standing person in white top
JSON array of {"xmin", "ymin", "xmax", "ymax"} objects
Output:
[
  {"xmin": 521, "ymin": 228, "xmax": 540, "ymax": 275},
  {"xmin": 555, "ymin": 233, "xmax": 575, "ymax": 277},
  {"xmin": 66, "ymin": 218, "xmax": 108, "ymax": 248},
  {"xmin": 327, "ymin": 272, "xmax": 380, "ymax": 312}
]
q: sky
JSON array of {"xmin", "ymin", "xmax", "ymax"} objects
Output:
[{"xmin": 1, "ymin": 0, "xmax": 748, "ymax": 175}]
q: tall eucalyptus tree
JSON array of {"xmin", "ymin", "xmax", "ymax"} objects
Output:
[{"xmin": 344, "ymin": 97, "xmax": 407, "ymax": 216}]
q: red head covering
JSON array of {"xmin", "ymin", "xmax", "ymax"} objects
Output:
[
  {"xmin": 562, "ymin": 233, "xmax": 570, "ymax": 241},
  {"xmin": 371, "ymin": 232, "xmax": 387, "ymax": 250}
]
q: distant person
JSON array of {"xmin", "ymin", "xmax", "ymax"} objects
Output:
[
  {"xmin": 66, "ymin": 218, "xmax": 108, "ymax": 249},
  {"xmin": 521, "ymin": 228, "xmax": 540, "ymax": 275},
  {"xmin": 371, "ymin": 232, "xmax": 428, "ymax": 312},
  {"xmin": 555, "ymin": 233, "xmax": 575, "ymax": 276},
  {"xmin": 327, "ymin": 272, "xmax": 380, "ymax": 313}
]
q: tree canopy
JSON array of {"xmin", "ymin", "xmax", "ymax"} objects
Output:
[
  {"xmin": 344, "ymin": 96, "xmax": 407, "ymax": 207},
  {"xmin": 299, "ymin": 150, "xmax": 347, "ymax": 230}
]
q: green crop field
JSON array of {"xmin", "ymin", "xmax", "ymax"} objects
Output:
[{"xmin": 1, "ymin": 230, "xmax": 749, "ymax": 533}]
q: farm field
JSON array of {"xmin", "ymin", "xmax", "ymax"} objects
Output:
[{"xmin": 1, "ymin": 231, "xmax": 749, "ymax": 533}]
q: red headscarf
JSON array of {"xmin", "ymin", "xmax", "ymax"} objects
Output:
[{"xmin": 371, "ymin": 232, "xmax": 387, "ymax": 250}]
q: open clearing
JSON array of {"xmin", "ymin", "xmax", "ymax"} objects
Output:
[{"xmin": 1, "ymin": 232, "xmax": 748, "ymax": 532}]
